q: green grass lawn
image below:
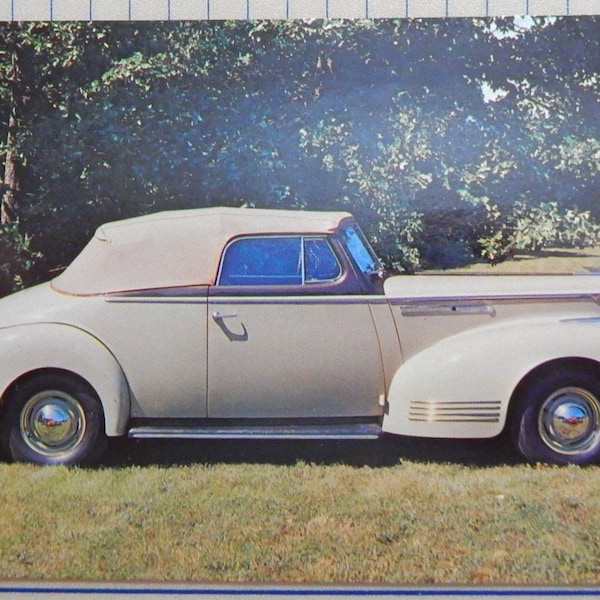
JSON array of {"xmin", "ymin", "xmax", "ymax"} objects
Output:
[
  {"xmin": 1, "ymin": 438, "xmax": 600, "ymax": 584},
  {"xmin": 3, "ymin": 247, "xmax": 600, "ymax": 584}
]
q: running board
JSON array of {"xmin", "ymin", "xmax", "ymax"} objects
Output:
[{"xmin": 127, "ymin": 423, "xmax": 383, "ymax": 440}]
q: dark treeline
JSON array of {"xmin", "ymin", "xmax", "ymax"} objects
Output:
[{"xmin": 0, "ymin": 18, "xmax": 599, "ymax": 294}]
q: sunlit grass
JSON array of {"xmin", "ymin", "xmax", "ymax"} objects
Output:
[
  {"xmin": 445, "ymin": 246, "xmax": 600, "ymax": 274},
  {"xmin": 1, "ymin": 460, "xmax": 600, "ymax": 583}
]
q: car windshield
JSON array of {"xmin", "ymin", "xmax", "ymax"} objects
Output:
[{"xmin": 341, "ymin": 223, "xmax": 382, "ymax": 276}]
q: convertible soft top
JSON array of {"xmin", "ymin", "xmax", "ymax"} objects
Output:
[{"xmin": 52, "ymin": 207, "xmax": 352, "ymax": 295}]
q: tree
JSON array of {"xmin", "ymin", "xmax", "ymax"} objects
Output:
[{"xmin": 0, "ymin": 18, "xmax": 599, "ymax": 292}]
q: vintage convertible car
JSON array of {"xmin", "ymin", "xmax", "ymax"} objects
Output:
[{"xmin": 0, "ymin": 206, "xmax": 599, "ymax": 466}]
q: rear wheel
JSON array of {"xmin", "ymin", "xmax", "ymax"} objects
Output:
[
  {"xmin": 512, "ymin": 369, "xmax": 600, "ymax": 465},
  {"xmin": 0, "ymin": 374, "xmax": 107, "ymax": 465}
]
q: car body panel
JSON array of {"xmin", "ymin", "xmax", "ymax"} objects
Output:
[
  {"xmin": 384, "ymin": 274, "xmax": 600, "ymax": 361},
  {"xmin": 383, "ymin": 318, "xmax": 600, "ymax": 438},
  {"xmin": 207, "ymin": 294, "xmax": 385, "ymax": 418},
  {"xmin": 96, "ymin": 291, "xmax": 209, "ymax": 419},
  {"xmin": 383, "ymin": 272, "xmax": 600, "ymax": 301},
  {"xmin": 0, "ymin": 283, "xmax": 209, "ymax": 426},
  {"xmin": 381, "ymin": 274, "xmax": 600, "ymax": 438}
]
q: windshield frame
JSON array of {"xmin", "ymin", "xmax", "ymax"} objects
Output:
[{"xmin": 339, "ymin": 221, "xmax": 383, "ymax": 279}]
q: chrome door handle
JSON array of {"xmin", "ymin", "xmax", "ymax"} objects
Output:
[{"xmin": 212, "ymin": 311, "xmax": 238, "ymax": 321}]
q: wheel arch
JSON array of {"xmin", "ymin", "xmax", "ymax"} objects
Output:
[
  {"xmin": 0, "ymin": 369, "xmax": 109, "ymax": 465},
  {"xmin": 0, "ymin": 323, "xmax": 131, "ymax": 436},
  {"xmin": 506, "ymin": 356, "xmax": 600, "ymax": 464},
  {"xmin": 383, "ymin": 320, "xmax": 600, "ymax": 440},
  {"xmin": 507, "ymin": 356, "xmax": 600, "ymax": 425},
  {"xmin": 2, "ymin": 367, "xmax": 102, "ymax": 412}
]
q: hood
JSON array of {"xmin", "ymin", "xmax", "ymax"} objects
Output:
[{"xmin": 384, "ymin": 273, "xmax": 600, "ymax": 301}]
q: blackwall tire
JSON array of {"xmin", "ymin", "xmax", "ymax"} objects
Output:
[
  {"xmin": 512, "ymin": 370, "xmax": 600, "ymax": 465},
  {"xmin": 0, "ymin": 374, "xmax": 107, "ymax": 466}
]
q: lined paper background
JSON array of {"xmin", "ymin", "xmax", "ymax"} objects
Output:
[{"xmin": 0, "ymin": 0, "xmax": 598, "ymax": 20}]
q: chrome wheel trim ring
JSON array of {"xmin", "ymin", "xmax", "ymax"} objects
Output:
[
  {"xmin": 19, "ymin": 390, "xmax": 87, "ymax": 457},
  {"xmin": 538, "ymin": 386, "xmax": 600, "ymax": 455}
]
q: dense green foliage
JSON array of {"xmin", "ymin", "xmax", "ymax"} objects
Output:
[{"xmin": 0, "ymin": 18, "xmax": 599, "ymax": 293}]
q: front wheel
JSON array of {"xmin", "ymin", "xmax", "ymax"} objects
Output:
[
  {"xmin": 511, "ymin": 370, "xmax": 600, "ymax": 465},
  {"xmin": 0, "ymin": 374, "xmax": 107, "ymax": 465}
]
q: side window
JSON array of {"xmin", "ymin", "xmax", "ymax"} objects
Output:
[
  {"xmin": 304, "ymin": 238, "xmax": 341, "ymax": 282},
  {"xmin": 219, "ymin": 236, "xmax": 341, "ymax": 286},
  {"xmin": 219, "ymin": 237, "xmax": 302, "ymax": 286}
]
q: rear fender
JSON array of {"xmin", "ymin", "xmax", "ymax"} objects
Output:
[
  {"xmin": 0, "ymin": 323, "xmax": 130, "ymax": 436},
  {"xmin": 382, "ymin": 319, "xmax": 600, "ymax": 439}
]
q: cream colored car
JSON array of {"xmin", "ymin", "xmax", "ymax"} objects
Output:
[{"xmin": 0, "ymin": 206, "xmax": 600, "ymax": 466}]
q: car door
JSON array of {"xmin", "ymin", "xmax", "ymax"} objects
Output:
[{"xmin": 207, "ymin": 234, "xmax": 385, "ymax": 419}]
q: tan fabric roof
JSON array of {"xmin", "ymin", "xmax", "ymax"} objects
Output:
[{"xmin": 52, "ymin": 207, "xmax": 352, "ymax": 295}]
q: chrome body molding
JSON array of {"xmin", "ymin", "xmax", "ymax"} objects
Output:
[
  {"xmin": 560, "ymin": 316, "xmax": 600, "ymax": 324},
  {"xmin": 408, "ymin": 400, "xmax": 502, "ymax": 423},
  {"xmin": 105, "ymin": 296, "xmax": 208, "ymax": 304},
  {"xmin": 399, "ymin": 302, "xmax": 496, "ymax": 317},
  {"xmin": 390, "ymin": 292, "xmax": 600, "ymax": 305},
  {"xmin": 128, "ymin": 422, "xmax": 383, "ymax": 440},
  {"xmin": 104, "ymin": 292, "xmax": 598, "ymax": 309},
  {"xmin": 209, "ymin": 295, "xmax": 386, "ymax": 305},
  {"xmin": 106, "ymin": 294, "xmax": 386, "ymax": 305},
  {"xmin": 106, "ymin": 293, "xmax": 591, "ymax": 308}
]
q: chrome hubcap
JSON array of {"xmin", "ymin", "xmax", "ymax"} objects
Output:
[
  {"xmin": 539, "ymin": 387, "xmax": 600, "ymax": 455},
  {"xmin": 20, "ymin": 390, "xmax": 86, "ymax": 457}
]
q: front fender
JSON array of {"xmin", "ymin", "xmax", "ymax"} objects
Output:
[
  {"xmin": 382, "ymin": 319, "xmax": 600, "ymax": 439},
  {"xmin": 0, "ymin": 323, "xmax": 130, "ymax": 436}
]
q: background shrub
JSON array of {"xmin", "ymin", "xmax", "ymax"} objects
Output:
[{"xmin": 0, "ymin": 19, "xmax": 599, "ymax": 289}]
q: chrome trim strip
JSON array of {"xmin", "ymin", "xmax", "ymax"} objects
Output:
[
  {"xmin": 560, "ymin": 317, "xmax": 600, "ymax": 324},
  {"xmin": 411, "ymin": 408, "xmax": 500, "ymax": 414},
  {"xmin": 128, "ymin": 423, "xmax": 382, "ymax": 440},
  {"xmin": 105, "ymin": 296, "xmax": 208, "ymax": 304},
  {"xmin": 400, "ymin": 303, "xmax": 496, "ymax": 317},
  {"xmin": 409, "ymin": 400, "xmax": 501, "ymax": 423},
  {"xmin": 391, "ymin": 292, "xmax": 600, "ymax": 305},
  {"xmin": 410, "ymin": 401, "xmax": 501, "ymax": 406},
  {"xmin": 208, "ymin": 295, "xmax": 385, "ymax": 305},
  {"xmin": 105, "ymin": 293, "xmax": 385, "ymax": 305},
  {"xmin": 408, "ymin": 419, "xmax": 500, "ymax": 424}
]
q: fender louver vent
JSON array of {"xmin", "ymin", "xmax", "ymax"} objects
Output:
[{"xmin": 409, "ymin": 401, "xmax": 501, "ymax": 423}]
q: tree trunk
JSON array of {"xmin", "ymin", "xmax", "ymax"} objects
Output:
[{"xmin": 1, "ymin": 44, "xmax": 22, "ymax": 225}]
